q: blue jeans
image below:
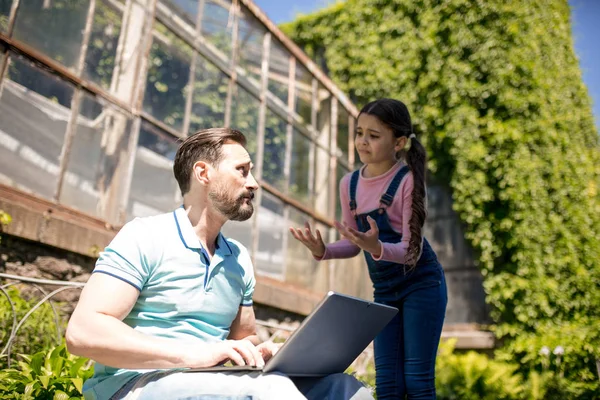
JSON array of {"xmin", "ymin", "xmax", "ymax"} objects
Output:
[{"xmin": 374, "ymin": 271, "xmax": 447, "ymax": 399}]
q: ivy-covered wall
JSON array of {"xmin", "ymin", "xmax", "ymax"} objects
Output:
[{"xmin": 282, "ymin": 0, "xmax": 600, "ymax": 395}]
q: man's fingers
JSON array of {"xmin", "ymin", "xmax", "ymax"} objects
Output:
[
  {"xmin": 225, "ymin": 347, "xmax": 246, "ymax": 366},
  {"xmin": 231, "ymin": 342, "xmax": 255, "ymax": 366},
  {"xmin": 243, "ymin": 340, "xmax": 265, "ymax": 368},
  {"xmin": 233, "ymin": 340, "xmax": 264, "ymax": 368}
]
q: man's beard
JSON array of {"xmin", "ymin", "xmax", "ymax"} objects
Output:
[{"xmin": 208, "ymin": 185, "xmax": 255, "ymax": 221}]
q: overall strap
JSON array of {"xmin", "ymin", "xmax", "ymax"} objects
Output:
[
  {"xmin": 379, "ymin": 165, "xmax": 411, "ymax": 210},
  {"xmin": 348, "ymin": 170, "xmax": 360, "ymax": 219}
]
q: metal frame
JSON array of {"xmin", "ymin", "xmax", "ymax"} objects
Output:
[{"xmin": 0, "ymin": 0, "xmax": 356, "ymax": 279}]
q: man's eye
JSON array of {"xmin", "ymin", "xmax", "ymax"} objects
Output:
[{"xmin": 356, "ymin": 131, "xmax": 363, "ymax": 136}]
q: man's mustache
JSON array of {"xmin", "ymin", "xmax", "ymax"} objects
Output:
[{"xmin": 238, "ymin": 191, "xmax": 255, "ymax": 201}]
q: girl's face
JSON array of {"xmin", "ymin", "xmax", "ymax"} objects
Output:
[{"xmin": 355, "ymin": 113, "xmax": 405, "ymax": 165}]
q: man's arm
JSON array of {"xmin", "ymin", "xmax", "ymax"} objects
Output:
[
  {"xmin": 66, "ymin": 274, "xmax": 256, "ymax": 369},
  {"xmin": 229, "ymin": 305, "xmax": 281, "ymax": 362},
  {"xmin": 228, "ymin": 305, "xmax": 260, "ymax": 345}
]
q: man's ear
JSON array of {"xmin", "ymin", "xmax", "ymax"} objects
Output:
[{"xmin": 192, "ymin": 161, "xmax": 210, "ymax": 186}]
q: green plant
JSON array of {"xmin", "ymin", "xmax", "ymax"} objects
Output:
[
  {"xmin": 0, "ymin": 210, "xmax": 10, "ymax": 227},
  {"xmin": 436, "ymin": 339, "xmax": 525, "ymax": 400},
  {"xmin": 496, "ymin": 321, "xmax": 600, "ymax": 399},
  {"xmin": 0, "ymin": 286, "xmax": 65, "ymax": 370},
  {"xmin": 435, "ymin": 338, "xmax": 600, "ymax": 400},
  {"xmin": 0, "ymin": 210, "xmax": 11, "ymax": 245},
  {"xmin": 0, "ymin": 344, "xmax": 94, "ymax": 399}
]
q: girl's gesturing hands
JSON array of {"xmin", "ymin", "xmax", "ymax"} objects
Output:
[{"xmin": 289, "ymin": 216, "xmax": 382, "ymax": 258}]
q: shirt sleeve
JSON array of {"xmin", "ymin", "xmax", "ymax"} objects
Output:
[
  {"xmin": 318, "ymin": 173, "xmax": 361, "ymax": 260},
  {"xmin": 241, "ymin": 272, "xmax": 255, "ymax": 307},
  {"xmin": 372, "ymin": 172, "xmax": 414, "ymax": 263},
  {"xmin": 93, "ymin": 218, "xmax": 154, "ymax": 291},
  {"xmin": 239, "ymin": 246, "xmax": 255, "ymax": 306}
]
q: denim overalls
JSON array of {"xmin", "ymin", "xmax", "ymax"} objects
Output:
[{"xmin": 349, "ymin": 166, "xmax": 448, "ymax": 399}]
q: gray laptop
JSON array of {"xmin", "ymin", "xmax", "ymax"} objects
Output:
[{"xmin": 184, "ymin": 291, "xmax": 398, "ymax": 377}]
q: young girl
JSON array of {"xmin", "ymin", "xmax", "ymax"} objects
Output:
[{"xmin": 290, "ymin": 98, "xmax": 447, "ymax": 399}]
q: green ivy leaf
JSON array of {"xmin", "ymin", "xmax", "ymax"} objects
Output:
[{"xmin": 53, "ymin": 390, "xmax": 70, "ymax": 400}]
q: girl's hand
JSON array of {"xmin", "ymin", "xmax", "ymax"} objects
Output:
[
  {"xmin": 335, "ymin": 216, "xmax": 381, "ymax": 257},
  {"xmin": 289, "ymin": 222, "xmax": 326, "ymax": 258}
]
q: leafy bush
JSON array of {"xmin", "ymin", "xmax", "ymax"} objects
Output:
[
  {"xmin": 0, "ymin": 286, "xmax": 65, "ymax": 369},
  {"xmin": 496, "ymin": 321, "xmax": 600, "ymax": 399},
  {"xmin": 436, "ymin": 339, "xmax": 526, "ymax": 400},
  {"xmin": 436, "ymin": 339, "xmax": 600, "ymax": 400},
  {"xmin": 0, "ymin": 344, "xmax": 93, "ymax": 399}
]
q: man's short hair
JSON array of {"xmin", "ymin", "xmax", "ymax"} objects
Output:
[{"xmin": 173, "ymin": 127, "xmax": 247, "ymax": 195}]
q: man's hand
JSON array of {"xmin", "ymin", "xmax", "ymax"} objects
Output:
[
  {"xmin": 334, "ymin": 216, "xmax": 381, "ymax": 257},
  {"xmin": 186, "ymin": 339, "xmax": 265, "ymax": 368},
  {"xmin": 256, "ymin": 341, "xmax": 282, "ymax": 362}
]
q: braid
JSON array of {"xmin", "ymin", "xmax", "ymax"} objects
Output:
[{"xmin": 404, "ymin": 136, "xmax": 427, "ymax": 269}]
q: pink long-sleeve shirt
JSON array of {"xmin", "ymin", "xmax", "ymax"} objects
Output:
[{"xmin": 320, "ymin": 161, "xmax": 416, "ymax": 264}]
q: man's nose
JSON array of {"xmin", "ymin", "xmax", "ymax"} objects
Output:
[{"xmin": 246, "ymin": 172, "xmax": 259, "ymax": 191}]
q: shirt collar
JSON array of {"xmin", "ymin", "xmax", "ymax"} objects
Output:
[{"xmin": 173, "ymin": 206, "xmax": 232, "ymax": 256}]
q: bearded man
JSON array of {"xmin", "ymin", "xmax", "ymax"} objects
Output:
[{"xmin": 66, "ymin": 128, "xmax": 372, "ymax": 400}]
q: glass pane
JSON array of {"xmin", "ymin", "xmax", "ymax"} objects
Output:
[
  {"xmin": 83, "ymin": 0, "xmax": 124, "ymax": 90},
  {"xmin": 127, "ymin": 120, "xmax": 181, "ymax": 219},
  {"xmin": 314, "ymin": 144, "xmax": 330, "ymax": 215},
  {"xmin": 263, "ymin": 109, "xmax": 286, "ymax": 192},
  {"xmin": 286, "ymin": 207, "xmax": 317, "ymax": 287},
  {"xmin": 166, "ymin": 0, "xmax": 199, "ymax": 27},
  {"xmin": 237, "ymin": 7, "xmax": 265, "ymax": 87},
  {"xmin": 200, "ymin": 0, "xmax": 233, "ymax": 57},
  {"xmin": 188, "ymin": 55, "xmax": 228, "ymax": 133},
  {"xmin": 143, "ymin": 21, "xmax": 192, "ymax": 132},
  {"xmin": 335, "ymin": 164, "xmax": 350, "ymax": 222},
  {"xmin": 316, "ymin": 85, "xmax": 331, "ymax": 146},
  {"xmin": 60, "ymin": 94, "xmax": 132, "ymax": 217},
  {"xmin": 295, "ymin": 64, "xmax": 312, "ymax": 124},
  {"xmin": 256, "ymin": 191, "xmax": 285, "ymax": 277},
  {"xmin": 268, "ymin": 40, "xmax": 289, "ymax": 105},
  {"xmin": 0, "ymin": 54, "xmax": 74, "ymax": 199},
  {"xmin": 289, "ymin": 130, "xmax": 311, "ymax": 206},
  {"xmin": 230, "ymin": 84, "xmax": 258, "ymax": 159},
  {"xmin": 13, "ymin": 1, "xmax": 90, "ymax": 71},
  {"xmin": 337, "ymin": 105, "xmax": 350, "ymax": 161},
  {"xmin": 0, "ymin": 0, "xmax": 11, "ymax": 33}
]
